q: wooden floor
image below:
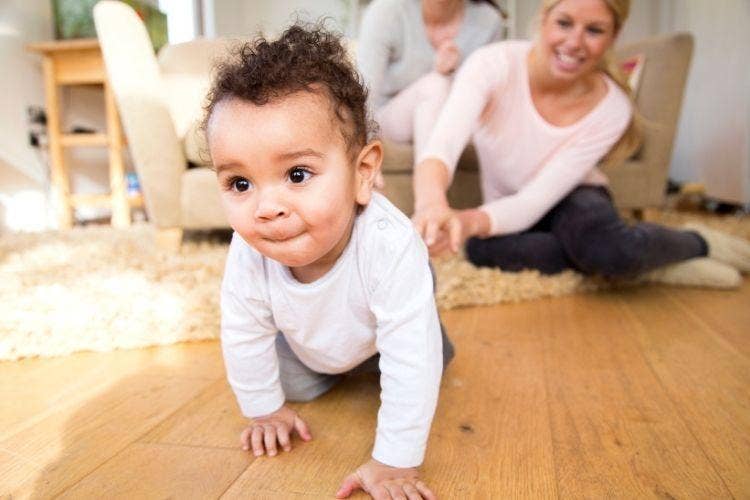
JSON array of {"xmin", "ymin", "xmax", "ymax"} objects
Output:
[{"xmin": 2, "ymin": 281, "xmax": 749, "ymax": 499}]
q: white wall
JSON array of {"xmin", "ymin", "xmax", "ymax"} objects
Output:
[
  {"xmin": 0, "ymin": 0, "xmax": 54, "ymax": 231},
  {"xmin": 211, "ymin": 0, "xmax": 349, "ymax": 38},
  {"xmin": 159, "ymin": 0, "xmax": 201, "ymax": 43},
  {"xmin": 665, "ymin": 1, "xmax": 750, "ymax": 204},
  {"xmin": 0, "ymin": 0, "xmax": 52, "ymax": 184}
]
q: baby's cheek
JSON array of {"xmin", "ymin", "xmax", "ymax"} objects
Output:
[{"xmin": 227, "ymin": 213, "xmax": 257, "ymax": 243}]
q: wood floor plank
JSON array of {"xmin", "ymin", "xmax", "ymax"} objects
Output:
[
  {"xmin": 140, "ymin": 379, "xmax": 247, "ymax": 449},
  {"xmin": 426, "ymin": 304, "xmax": 558, "ymax": 498},
  {"xmin": 665, "ymin": 280, "xmax": 750, "ymax": 358},
  {"xmin": 542, "ymin": 290, "xmax": 731, "ymax": 498},
  {"xmin": 0, "ymin": 341, "xmax": 224, "ymax": 442},
  {"xmin": 0, "ymin": 369, "xmax": 216, "ymax": 498},
  {"xmin": 57, "ymin": 442, "xmax": 250, "ymax": 499},
  {"xmin": 619, "ymin": 285, "xmax": 750, "ymax": 497}
]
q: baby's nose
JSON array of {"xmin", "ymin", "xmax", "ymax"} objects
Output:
[{"xmin": 254, "ymin": 191, "xmax": 288, "ymax": 221}]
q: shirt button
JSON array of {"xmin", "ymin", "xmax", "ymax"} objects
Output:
[{"xmin": 377, "ymin": 219, "xmax": 388, "ymax": 230}]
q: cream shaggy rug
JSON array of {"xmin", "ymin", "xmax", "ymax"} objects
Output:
[
  {"xmin": 0, "ymin": 225, "xmax": 226, "ymax": 361},
  {"xmin": 1, "ymin": 210, "xmax": 748, "ymax": 361}
]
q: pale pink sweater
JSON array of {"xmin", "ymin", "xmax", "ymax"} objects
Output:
[{"xmin": 419, "ymin": 41, "xmax": 633, "ymax": 236}]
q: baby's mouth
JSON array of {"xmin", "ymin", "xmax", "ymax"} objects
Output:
[{"xmin": 260, "ymin": 230, "xmax": 302, "ymax": 243}]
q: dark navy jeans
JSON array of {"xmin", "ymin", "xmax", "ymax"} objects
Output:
[{"xmin": 466, "ymin": 185, "xmax": 708, "ymax": 277}]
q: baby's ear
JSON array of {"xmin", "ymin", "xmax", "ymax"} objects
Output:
[{"xmin": 354, "ymin": 140, "xmax": 383, "ymax": 206}]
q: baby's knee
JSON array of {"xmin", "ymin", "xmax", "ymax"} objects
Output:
[
  {"xmin": 282, "ymin": 387, "xmax": 319, "ymax": 403},
  {"xmin": 280, "ymin": 374, "xmax": 340, "ymax": 403}
]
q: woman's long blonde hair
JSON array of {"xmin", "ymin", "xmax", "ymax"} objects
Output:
[{"xmin": 538, "ymin": 0, "xmax": 642, "ymax": 168}]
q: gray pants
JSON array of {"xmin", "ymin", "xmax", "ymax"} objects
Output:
[{"xmin": 276, "ymin": 325, "xmax": 455, "ymax": 402}]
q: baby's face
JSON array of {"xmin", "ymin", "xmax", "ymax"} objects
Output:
[{"xmin": 208, "ymin": 92, "xmax": 367, "ymax": 279}]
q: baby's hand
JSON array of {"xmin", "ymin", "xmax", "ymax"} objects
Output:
[
  {"xmin": 335, "ymin": 459, "xmax": 436, "ymax": 499},
  {"xmin": 240, "ymin": 405, "xmax": 312, "ymax": 457},
  {"xmin": 434, "ymin": 40, "xmax": 460, "ymax": 75}
]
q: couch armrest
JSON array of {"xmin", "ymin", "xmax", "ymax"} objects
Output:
[
  {"xmin": 117, "ymin": 94, "xmax": 186, "ymax": 228},
  {"xmin": 606, "ymin": 32, "xmax": 694, "ymax": 208},
  {"xmin": 95, "ymin": 1, "xmax": 188, "ymax": 228}
]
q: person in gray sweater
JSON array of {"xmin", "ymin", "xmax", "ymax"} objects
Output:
[{"xmin": 357, "ymin": 0, "xmax": 504, "ymax": 168}]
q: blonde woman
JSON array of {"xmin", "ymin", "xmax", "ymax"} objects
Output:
[{"xmin": 412, "ymin": 0, "xmax": 750, "ymax": 279}]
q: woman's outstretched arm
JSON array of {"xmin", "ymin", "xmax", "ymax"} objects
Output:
[{"xmin": 412, "ymin": 45, "xmax": 508, "ymax": 252}]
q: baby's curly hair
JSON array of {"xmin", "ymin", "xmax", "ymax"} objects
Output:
[{"xmin": 204, "ymin": 22, "xmax": 372, "ymax": 154}]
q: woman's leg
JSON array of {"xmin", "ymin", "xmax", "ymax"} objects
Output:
[
  {"xmin": 551, "ymin": 186, "xmax": 707, "ymax": 277},
  {"xmin": 465, "ymin": 207, "xmax": 573, "ymax": 274},
  {"xmin": 465, "ymin": 231, "xmax": 572, "ymax": 275},
  {"xmin": 375, "ymin": 72, "xmax": 451, "ymax": 163}
]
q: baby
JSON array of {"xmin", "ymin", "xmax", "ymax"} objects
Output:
[{"xmin": 204, "ymin": 24, "xmax": 453, "ymax": 499}]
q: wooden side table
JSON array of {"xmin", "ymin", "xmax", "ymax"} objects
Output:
[{"xmin": 27, "ymin": 38, "xmax": 141, "ymax": 229}]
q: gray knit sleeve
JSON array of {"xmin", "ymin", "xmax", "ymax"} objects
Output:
[{"xmin": 356, "ymin": 0, "xmax": 402, "ymax": 110}]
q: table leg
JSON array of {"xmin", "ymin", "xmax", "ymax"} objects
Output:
[
  {"xmin": 104, "ymin": 82, "xmax": 130, "ymax": 228},
  {"xmin": 42, "ymin": 57, "xmax": 73, "ymax": 229}
]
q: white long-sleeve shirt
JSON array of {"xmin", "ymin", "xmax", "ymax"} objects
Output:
[
  {"xmin": 419, "ymin": 41, "xmax": 633, "ymax": 236},
  {"xmin": 220, "ymin": 193, "xmax": 443, "ymax": 468}
]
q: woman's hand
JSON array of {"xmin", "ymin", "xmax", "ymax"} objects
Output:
[
  {"xmin": 240, "ymin": 405, "xmax": 312, "ymax": 457},
  {"xmin": 434, "ymin": 40, "xmax": 460, "ymax": 75},
  {"xmin": 412, "ymin": 202, "xmax": 463, "ymax": 255},
  {"xmin": 414, "ymin": 207, "xmax": 491, "ymax": 257},
  {"xmin": 336, "ymin": 459, "xmax": 436, "ymax": 499}
]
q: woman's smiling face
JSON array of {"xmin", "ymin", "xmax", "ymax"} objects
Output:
[{"xmin": 538, "ymin": 0, "xmax": 617, "ymax": 82}]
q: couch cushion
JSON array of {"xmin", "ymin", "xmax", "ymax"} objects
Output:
[{"xmin": 180, "ymin": 167, "xmax": 229, "ymax": 229}]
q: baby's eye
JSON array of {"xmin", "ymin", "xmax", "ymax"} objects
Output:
[
  {"xmin": 230, "ymin": 177, "xmax": 251, "ymax": 192},
  {"xmin": 288, "ymin": 167, "xmax": 312, "ymax": 184}
]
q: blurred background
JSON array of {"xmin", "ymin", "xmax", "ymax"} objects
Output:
[{"xmin": 1, "ymin": 0, "xmax": 748, "ymax": 232}]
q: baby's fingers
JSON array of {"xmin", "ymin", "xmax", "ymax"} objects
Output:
[
  {"xmin": 250, "ymin": 425, "xmax": 265, "ymax": 456},
  {"xmin": 263, "ymin": 424, "xmax": 279, "ymax": 456},
  {"xmin": 293, "ymin": 415, "xmax": 312, "ymax": 441},
  {"xmin": 370, "ymin": 484, "xmax": 392, "ymax": 500},
  {"xmin": 415, "ymin": 480, "xmax": 436, "ymax": 500},
  {"xmin": 384, "ymin": 483, "xmax": 408, "ymax": 500},
  {"xmin": 277, "ymin": 425, "xmax": 292, "ymax": 452},
  {"xmin": 402, "ymin": 482, "xmax": 423, "ymax": 500},
  {"xmin": 239, "ymin": 427, "xmax": 252, "ymax": 451}
]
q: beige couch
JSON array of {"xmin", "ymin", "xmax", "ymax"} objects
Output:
[{"xmin": 95, "ymin": 1, "xmax": 693, "ymax": 246}]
